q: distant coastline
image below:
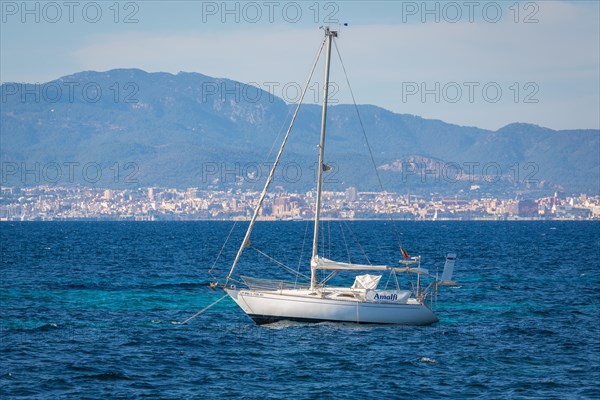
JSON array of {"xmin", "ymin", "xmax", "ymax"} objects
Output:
[{"xmin": 1, "ymin": 186, "xmax": 598, "ymax": 221}]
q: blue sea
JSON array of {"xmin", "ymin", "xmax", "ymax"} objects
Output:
[{"xmin": 1, "ymin": 221, "xmax": 599, "ymax": 399}]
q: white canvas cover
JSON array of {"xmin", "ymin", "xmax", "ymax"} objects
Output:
[
  {"xmin": 312, "ymin": 256, "xmax": 389, "ymax": 271},
  {"xmin": 351, "ymin": 274, "xmax": 382, "ymax": 290}
]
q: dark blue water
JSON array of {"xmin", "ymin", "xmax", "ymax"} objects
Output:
[{"xmin": 1, "ymin": 221, "xmax": 599, "ymax": 399}]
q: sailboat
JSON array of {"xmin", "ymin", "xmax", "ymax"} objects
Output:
[{"xmin": 214, "ymin": 27, "xmax": 456, "ymax": 325}]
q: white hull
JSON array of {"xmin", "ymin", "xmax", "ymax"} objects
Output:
[{"xmin": 225, "ymin": 288, "xmax": 438, "ymax": 325}]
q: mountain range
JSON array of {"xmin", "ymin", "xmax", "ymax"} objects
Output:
[{"xmin": 1, "ymin": 69, "xmax": 598, "ymax": 196}]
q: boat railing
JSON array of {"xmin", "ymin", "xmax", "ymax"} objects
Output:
[{"xmin": 241, "ymin": 275, "xmax": 310, "ymax": 291}]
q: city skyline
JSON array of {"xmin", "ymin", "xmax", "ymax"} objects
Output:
[{"xmin": 1, "ymin": 185, "xmax": 597, "ymax": 221}]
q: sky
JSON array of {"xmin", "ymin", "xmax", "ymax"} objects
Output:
[{"xmin": 1, "ymin": 0, "xmax": 599, "ymax": 131}]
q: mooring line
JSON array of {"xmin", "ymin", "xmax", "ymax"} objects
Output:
[{"xmin": 173, "ymin": 294, "xmax": 229, "ymax": 325}]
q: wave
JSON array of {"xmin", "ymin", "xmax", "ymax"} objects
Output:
[
  {"xmin": 28, "ymin": 323, "xmax": 59, "ymax": 332},
  {"xmin": 77, "ymin": 372, "xmax": 132, "ymax": 381},
  {"xmin": 151, "ymin": 282, "xmax": 207, "ymax": 289}
]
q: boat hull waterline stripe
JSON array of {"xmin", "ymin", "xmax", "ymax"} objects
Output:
[{"xmin": 248, "ymin": 314, "xmax": 434, "ymax": 326}]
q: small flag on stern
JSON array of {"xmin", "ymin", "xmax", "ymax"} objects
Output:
[
  {"xmin": 401, "ymin": 247, "xmax": 410, "ymax": 259},
  {"xmin": 322, "ymin": 163, "xmax": 332, "ymax": 171}
]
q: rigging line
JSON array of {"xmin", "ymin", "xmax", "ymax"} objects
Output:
[
  {"xmin": 320, "ymin": 221, "xmax": 325, "ymax": 283},
  {"xmin": 262, "ymin": 105, "xmax": 298, "ymax": 186},
  {"xmin": 225, "ymin": 36, "xmax": 327, "ymax": 284},
  {"xmin": 294, "ymin": 220, "xmax": 311, "ymax": 287},
  {"xmin": 246, "ymin": 42, "xmax": 319, "ymax": 195},
  {"xmin": 207, "ymin": 49, "xmax": 300, "ymax": 281},
  {"xmin": 175, "ymin": 294, "xmax": 229, "ymax": 325},
  {"xmin": 327, "ymin": 220, "xmax": 332, "ymax": 259},
  {"xmin": 384, "ymin": 269, "xmax": 392, "ymax": 290},
  {"xmin": 319, "ymin": 220, "xmax": 323, "ymax": 257},
  {"xmin": 225, "ymin": 276, "xmax": 243, "ymax": 286},
  {"xmin": 251, "ymin": 246, "xmax": 311, "ymax": 281},
  {"xmin": 333, "ymin": 40, "xmax": 404, "ymax": 250},
  {"xmin": 320, "ymin": 270, "xmax": 337, "ymax": 286},
  {"xmin": 325, "ymin": 220, "xmax": 328, "ymax": 258},
  {"xmin": 208, "ymin": 221, "xmax": 239, "ymax": 280},
  {"xmin": 343, "ymin": 220, "xmax": 371, "ymax": 265},
  {"xmin": 206, "ymin": 50, "xmax": 298, "ymax": 281},
  {"xmin": 393, "ymin": 269, "xmax": 401, "ymax": 291},
  {"xmin": 242, "ymin": 102, "xmax": 300, "ymax": 200},
  {"xmin": 339, "ymin": 222, "xmax": 351, "ymax": 264}
]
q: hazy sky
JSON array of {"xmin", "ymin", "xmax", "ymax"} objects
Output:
[{"xmin": 1, "ymin": 0, "xmax": 599, "ymax": 130}]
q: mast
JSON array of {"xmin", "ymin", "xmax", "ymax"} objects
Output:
[
  {"xmin": 224, "ymin": 33, "xmax": 327, "ymax": 287},
  {"xmin": 311, "ymin": 27, "xmax": 337, "ymax": 290}
]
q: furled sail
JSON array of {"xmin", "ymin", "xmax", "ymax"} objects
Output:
[{"xmin": 311, "ymin": 256, "xmax": 389, "ymax": 271}]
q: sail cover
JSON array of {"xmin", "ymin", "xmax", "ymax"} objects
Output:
[
  {"xmin": 312, "ymin": 256, "xmax": 389, "ymax": 271},
  {"xmin": 351, "ymin": 274, "xmax": 382, "ymax": 290}
]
